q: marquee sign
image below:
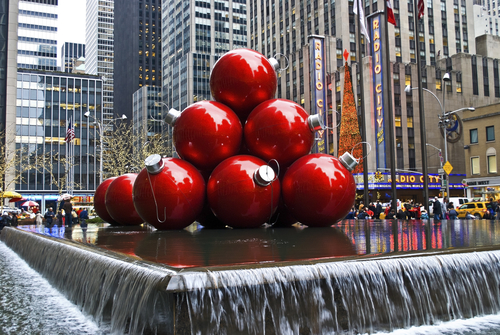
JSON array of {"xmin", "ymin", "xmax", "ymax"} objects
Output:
[
  {"xmin": 309, "ymin": 35, "xmax": 327, "ymax": 154},
  {"xmin": 371, "ymin": 15, "xmax": 386, "ymax": 168}
]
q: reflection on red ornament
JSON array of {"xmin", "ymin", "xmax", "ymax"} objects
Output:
[
  {"xmin": 94, "ymin": 177, "xmax": 120, "ymax": 226},
  {"xmin": 133, "ymin": 155, "xmax": 206, "ymax": 230},
  {"xmin": 172, "ymin": 101, "xmax": 243, "ymax": 171},
  {"xmin": 210, "ymin": 48, "xmax": 277, "ymax": 122},
  {"xmin": 105, "ymin": 173, "xmax": 144, "ymax": 226},
  {"xmin": 207, "ymin": 155, "xmax": 280, "ymax": 228},
  {"xmin": 282, "ymin": 153, "xmax": 357, "ymax": 227},
  {"xmin": 244, "ymin": 99, "xmax": 322, "ymax": 170}
]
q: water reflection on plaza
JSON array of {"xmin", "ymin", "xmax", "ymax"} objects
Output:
[{"xmin": 18, "ymin": 219, "xmax": 500, "ymax": 268}]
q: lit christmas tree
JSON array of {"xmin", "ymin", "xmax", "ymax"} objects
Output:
[{"xmin": 338, "ymin": 61, "xmax": 364, "ymax": 174}]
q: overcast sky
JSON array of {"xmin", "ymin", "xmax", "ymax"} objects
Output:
[{"xmin": 57, "ymin": 0, "xmax": 87, "ymax": 66}]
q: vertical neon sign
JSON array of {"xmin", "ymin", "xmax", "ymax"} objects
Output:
[
  {"xmin": 371, "ymin": 16, "xmax": 387, "ymax": 168},
  {"xmin": 309, "ymin": 35, "xmax": 327, "ymax": 154}
]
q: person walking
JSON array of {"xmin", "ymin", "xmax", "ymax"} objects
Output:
[
  {"xmin": 62, "ymin": 200, "xmax": 73, "ymax": 228},
  {"xmin": 44, "ymin": 207, "xmax": 55, "ymax": 226},
  {"xmin": 79, "ymin": 208, "xmax": 89, "ymax": 228},
  {"xmin": 433, "ymin": 197, "xmax": 443, "ymax": 220},
  {"xmin": 375, "ymin": 200, "xmax": 383, "ymax": 219}
]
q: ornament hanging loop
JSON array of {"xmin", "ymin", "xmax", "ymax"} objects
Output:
[
  {"xmin": 351, "ymin": 141, "xmax": 372, "ymax": 162},
  {"xmin": 269, "ymin": 53, "xmax": 289, "ymax": 73},
  {"xmin": 325, "ymin": 110, "xmax": 341, "ymax": 130}
]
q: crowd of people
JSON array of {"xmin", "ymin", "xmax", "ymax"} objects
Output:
[
  {"xmin": 0, "ymin": 200, "xmax": 89, "ymax": 232},
  {"xmin": 345, "ymin": 197, "xmax": 500, "ymax": 221}
]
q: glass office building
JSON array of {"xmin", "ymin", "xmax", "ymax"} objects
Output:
[{"xmin": 15, "ymin": 69, "xmax": 102, "ymax": 207}]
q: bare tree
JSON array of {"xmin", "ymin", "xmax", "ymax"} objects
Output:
[{"xmin": 39, "ymin": 152, "xmax": 81, "ymax": 196}]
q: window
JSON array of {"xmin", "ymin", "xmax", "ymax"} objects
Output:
[
  {"xmin": 471, "ymin": 157, "xmax": 480, "ymax": 175},
  {"xmin": 488, "ymin": 155, "xmax": 497, "ymax": 173},
  {"xmin": 470, "ymin": 128, "xmax": 478, "ymax": 144},
  {"xmin": 486, "ymin": 126, "xmax": 495, "ymax": 141}
]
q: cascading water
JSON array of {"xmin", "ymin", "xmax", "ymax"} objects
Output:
[
  {"xmin": 3, "ymin": 223, "xmax": 500, "ymax": 335},
  {"xmin": 0, "ymin": 227, "xmax": 177, "ymax": 334},
  {"xmin": 172, "ymin": 251, "xmax": 500, "ymax": 334}
]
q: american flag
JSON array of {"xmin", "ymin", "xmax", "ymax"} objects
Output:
[
  {"xmin": 65, "ymin": 123, "xmax": 75, "ymax": 143},
  {"xmin": 418, "ymin": 0, "xmax": 425, "ymax": 19}
]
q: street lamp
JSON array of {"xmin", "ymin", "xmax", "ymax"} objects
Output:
[
  {"xmin": 405, "ymin": 75, "xmax": 474, "ymax": 202},
  {"xmin": 83, "ymin": 111, "xmax": 127, "ymax": 184}
]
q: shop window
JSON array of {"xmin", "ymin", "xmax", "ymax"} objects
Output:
[
  {"xmin": 471, "ymin": 156, "xmax": 480, "ymax": 175},
  {"xmin": 486, "ymin": 126, "xmax": 495, "ymax": 141},
  {"xmin": 470, "ymin": 128, "xmax": 478, "ymax": 144}
]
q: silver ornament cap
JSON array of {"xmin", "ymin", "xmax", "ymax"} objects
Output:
[
  {"xmin": 339, "ymin": 152, "xmax": 359, "ymax": 172},
  {"xmin": 165, "ymin": 108, "xmax": 181, "ymax": 126},
  {"xmin": 254, "ymin": 165, "xmax": 276, "ymax": 187},
  {"xmin": 308, "ymin": 114, "xmax": 325, "ymax": 132},
  {"xmin": 145, "ymin": 154, "xmax": 164, "ymax": 174}
]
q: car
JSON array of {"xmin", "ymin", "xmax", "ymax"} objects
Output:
[
  {"xmin": 456, "ymin": 201, "xmax": 492, "ymax": 219},
  {"xmin": 1, "ymin": 206, "xmax": 22, "ymax": 215}
]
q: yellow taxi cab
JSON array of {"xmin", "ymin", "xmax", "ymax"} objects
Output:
[{"xmin": 456, "ymin": 201, "xmax": 492, "ymax": 219}]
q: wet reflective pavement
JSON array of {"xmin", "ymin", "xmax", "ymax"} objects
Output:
[{"xmin": 15, "ymin": 219, "xmax": 500, "ymax": 269}]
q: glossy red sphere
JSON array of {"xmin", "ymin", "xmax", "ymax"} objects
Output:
[
  {"xmin": 244, "ymin": 99, "xmax": 315, "ymax": 170},
  {"xmin": 282, "ymin": 154, "xmax": 356, "ymax": 227},
  {"xmin": 105, "ymin": 173, "xmax": 144, "ymax": 226},
  {"xmin": 133, "ymin": 158, "xmax": 206, "ymax": 230},
  {"xmin": 210, "ymin": 48, "xmax": 277, "ymax": 122},
  {"xmin": 174, "ymin": 101, "xmax": 243, "ymax": 171},
  {"xmin": 207, "ymin": 155, "xmax": 280, "ymax": 228},
  {"xmin": 94, "ymin": 177, "xmax": 120, "ymax": 225}
]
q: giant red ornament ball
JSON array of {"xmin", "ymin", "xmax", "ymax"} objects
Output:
[
  {"xmin": 173, "ymin": 101, "xmax": 242, "ymax": 171},
  {"xmin": 244, "ymin": 98, "xmax": 320, "ymax": 170},
  {"xmin": 210, "ymin": 48, "xmax": 278, "ymax": 122},
  {"xmin": 207, "ymin": 155, "xmax": 280, "ymax": 228},
  {"xmin": 105, "ymin": 173, "xmax": 144, "ymax": 226},
  {"xmin": 94, "ymin": 177, "xmax": 120, "ymax": 226},
  {"xmin": 133, "ymin": 155, "xmax": 206, "ymax": 230},
  {"xmin": 281, "ymin": 153, "xmax": 357, "ymax": 227}
]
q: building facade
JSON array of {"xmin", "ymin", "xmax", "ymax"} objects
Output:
[
  {"xmin": 114, "ymin": 0, "xmax": 162, "ymax": 121},
  {"xmin": 60, "ymin": 42, "xmax": 85, "ymax": 73},
  {"xmin": 15, "ymin": 69, "xmax": 102, "ymax": 210},
  {"xmin": 462, "ymin": 102, "xmax": 500, "ymax": 201},
  {"xmin": 17, "ymin": 0, "xmax": 58, "ymax": 71},
  {"xmin": 85, "ymin": 0, "xmax": 114, "ymax": 125},
  {"xmin": 161, "ymin": 0, "xmax": 248, "ymax": 111}
]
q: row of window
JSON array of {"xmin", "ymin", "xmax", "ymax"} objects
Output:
[
  {"xmin": 470, "ymin": 126, "xmax": 496, "ymax": 144},
  {"xmin": 471, "ymin": 155, "xmax": 497, "ymax": 175}
]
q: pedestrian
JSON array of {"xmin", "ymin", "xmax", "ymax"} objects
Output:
[
  {"xmin": 79, "ymin": 208, "xmax": 89, "ymax": 228},
  {"xmin": 62, "ymin": 199, "xmax": 73, "ymax": 228},
  {"xmin": 345, "ymin": 207, "xmax": 356, "ymax": 219},
  {"xmin": 386, "ymin": 209, "xmax": 396, "ymax": 220},
  {"xmin": 375, "ymin": 200, "xmax": 382, "ymax": 219},
  {"xmin": 489, "ymin": 198, "xmax": 498, "ymax": 220},
  {"xmin": 433, "ymin": 197, "xmax": 442, "ymax": 220},
  {"xmin": 396, "ymin": 209, "xmax": 407, "ymax": 220},
  {"xmin": 420, "ymin": 210, "xmax": 429, "ymax": 220},
  {"xmin": 357, "ymin": 208, "xmax": 369, "ymax": 220},
  {"xmin": 448, "ymin": 207, "xmax": 458, "ymax": 220},
  {"xmin": 9, "ymin": 212, "xmax": 18, "ymax": 227},
  {"xmin": 358, "ymin": 201, "xmax": 364, "ymax": 212},
  {"xmin": 35, "ymin": 212, "xmax": 43, "ymax": 225},
  {"xmin": 44, "ymin": 207, "xmax": 55, "ymax": 226},
  {"xmin": 56, "ymin": 210, "xmax": 63, "ymax": 226},
  {"xmin": 72, "ymin": 209, "xmax": 78, "ymax": 225}
]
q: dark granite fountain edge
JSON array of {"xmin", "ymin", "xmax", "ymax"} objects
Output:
[{"xmin": 5, "ymin": 226, "xmax": 500, "ymax": 292}]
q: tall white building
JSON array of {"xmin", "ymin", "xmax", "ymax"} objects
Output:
[
  {"xmin": 161, "ymin": 0, "xmax": 248, "ymax": 110},
  {"xmin": 17, "ymin": 0, "xmax": 58, "ymax": 71},
  {"xmin": 85, "ymin": 0, "xmax": 114, "ymax": 123}
]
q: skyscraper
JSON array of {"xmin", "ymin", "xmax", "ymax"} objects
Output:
[
  {"xmin": 17, "ymin": 0, "xmax": 58, "ymax": 71},
  {"xmin": 85, "ymin": 0, "xmax": 114, "ymax": 124},
  {"xmin": 161, "ymin": 0, "xmax": 247, "ymax": 111},
  {"xmin": 114, "ymin": 0, "xmax": 162, "ymax": 120}
]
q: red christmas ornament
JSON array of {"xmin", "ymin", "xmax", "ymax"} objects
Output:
[
  {"xmin": 166, "ymin": 101, "xmax": 243, "ymax": 171},
  {"xmin": 210, "ymin": 48, "xmax": 278, "ymax": 122},
  {"xmin": 244, "ymin": 99, "xmax": 324, "ymax": 170},
  {"xmin": 133, "ymin": 155, "xmax": 206, "ymax": 230},
  {"xmin": 282, "ymin": 152, "xmax": 358, "ymax": 227},
  {"xmin": 207, "ymin": 155, "xmax": 281, "ymax": 228},
  {"xmin": 105, "ymin": 173, "xmax": 144, "ymax": 226},
  {"xmin": 94, "ymin": 177, "xmax": 120, "ymax": 226}
]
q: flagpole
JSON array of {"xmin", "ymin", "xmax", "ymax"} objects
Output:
[
  {"xmin": 355, "ymin": 0, "xmax": 370, "ymax": 205},
  {"xmin": 413, "ymin": 0, "xmax": 429, "ymax": 211}
]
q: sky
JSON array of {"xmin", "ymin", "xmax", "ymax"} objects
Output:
[{"xmin": 57, "ymin": 0, "xmax": 87, "ymax": 67}]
